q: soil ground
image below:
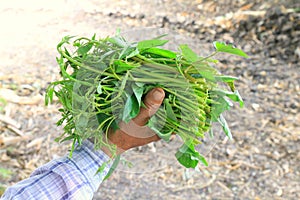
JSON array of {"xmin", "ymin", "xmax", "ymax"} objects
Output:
[{"xmin": 0, "ymin": 0, "xmax": 299, "ymax": 199}]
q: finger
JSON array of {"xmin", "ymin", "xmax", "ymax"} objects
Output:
[
  {"xmin": 119, "ymin": 120, "xmax": 161, "ymax": 139},
  {"xmin": 130, "ymin": 133, "xmax": 161, "ymax": 148},
  {"xmin": 132, "ymin": 88, "xmax": 165, "ymax": 126}
]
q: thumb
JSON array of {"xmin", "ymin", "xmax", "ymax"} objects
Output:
[{"xmin": 132, "ymin": 88, "xmax": 165, "ymax": 126}]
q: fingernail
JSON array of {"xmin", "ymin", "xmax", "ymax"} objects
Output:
[{"xmin": 152, "ymin": 89, "xmax": 164, "ymax": 102}]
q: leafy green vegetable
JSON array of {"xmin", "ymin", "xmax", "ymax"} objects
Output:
[
  {"xmin": 122, "ymin": 92, "xmax": 140, "ymax": 123},
  {"xmin": 175, "ymin": 143, "xmax": 208, "ymax": 168},
  {"xmin": 46, "ymin": 32, "xmax": 247, "ymax": 173},
  {"xmin": 137, "ymin": 39, "xmax": 169, "ymax": 51},
  {"xmin": 180, "ymin": 44, "xmax": 198, "ymax": 62},
  {"xmin": 143, "ymin": 47, "xmax": 177, "ymax": 59},
  {"xmin": 214, "ymin": 41, "xmax": 249, "ymax": 58}
]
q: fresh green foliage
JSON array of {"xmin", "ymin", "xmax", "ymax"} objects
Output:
[
  {"xmin": 214, "ymin": 41, "xmax": 249, "ymax": 58},
  {"xmin": 46, "ymin": 33, "xmax": 246, "ymax": 169}
]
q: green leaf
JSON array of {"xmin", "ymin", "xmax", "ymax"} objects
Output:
[
  {"xmin": 75, "ymin": 134, "xmax": 83, "ymax": 146},
  {"xmin": 175, "ymin": 150, "xmax": 198, "ymax": 168},
  {"xmin": 137, "ymin": 39, "xmax": 169, "ymax": 51},
  {"xmin": 96, "ymin": 162, "xmax": 107, "ymax": 176},
  {"xmin": 75, "ymin": 113, "xmax": 89, "ymax": 131},
  {"xmin": 110, "ymin": 119, "xmax": 119, "ymax": 131},
  {"xmin": 122, "ymin": 92, "xmax": 140, "ymax": 123},
  {"xmin": 191, "ymin": 60, "xmax": 217, "ymax": 81},
  {"xmin": 60, "ymin": 135, "xmax": 75, "ymax": 143},
  {"xmin": 77, "ymin": 43, "xmax": 93, "ymax": 56},
  {"xmin": 69, "ymin": 139, "xmax": 77, "ymax": 157},
  {"xmin": 108, "ymin": 35, "xmax": 128, "ymax": 48},
  {"xmin": 215, "ymin": 76, "xmax": 239, "ymax": 92},
  {"xmin": 147, "ymin": 115, "xmax": 173, "ymax": 141},
  {"xmin": 103, "ymin": 155, "xmax": 120, "ymax": 180},
  {"xmin": 175, "ymin": 143, "xmax": 208, "ymax": 168},
  {"xmin": 180, "ymin": 44, "xmax": 198, "ymax": 62},
  {"xmin": 228, "ymin": 90, "xmax": 244, "ymax": 107},
  {"xmin": 132, "ymin": 83, "xmax": 144, "ymax": 107},
  {"xmin": 215, "ymin": 75, "xmax": 239, "ymax": 82},
  {"xmin": 209, "ymin": 126, "xmax": 214, "ymax": 138},
  {"xmin": 135, "ymin": 82, "xmax": 145, "ymax": 88},
  {"xmin": 143, "ymin": 47, "xmax": 177, "ymax": 59},
  {"xmin": 213, "ymin": 89, "xmax": 244, "ymax": 108},
  {"xmin": 217, "ymin": 114, "xmax": 232, "ymax": 139},
  {"xmin": 45, "ymin": 86, "xmax": 54, "ymax": 106},
  {"xmin": 57, "ymin": 35, "xmax": 74, "ymax": 49},
  {"xmin": 125, "ymin": 48, "xmax": 140, "ymax": 59},
  {"xmin": 113, "ymin": 60, "xmax": 138, "ymax": 73},
  {"xmin": 164, "ymin": 99, "xmax": 176, "ymax": 121},
  {"xmin": 120, "ymin": 157, "xmax": 133, "ymax": 168},
  {"xmin": 193, "ymin": 152, "xmax": 208, "ymax": 167},
  {"xmin": 213, "ymin": 41, "xmax": 249, "ymax": 58},
  {"xmin": 227, "ymin": 82, "xmax": 235, "ymax": 92},
  {"xmin": 211, "ymin": 96, "xmax": 232, "ymax": 121},
  {"xmin": 199, "ymin": 70, "xmax": 215, "ymax": 81}
]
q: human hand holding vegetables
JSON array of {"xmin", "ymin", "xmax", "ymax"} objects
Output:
[
  {"xmin": 46, "ymin": 33, "xmax": 247, "ymax": 169},
  {"xmin": 97, "ymin": 87, "xmax": 165, "ymax": 157},
  {"xmin": 0, "ymin": 89, "xmax": 165, "ymax": 199}
]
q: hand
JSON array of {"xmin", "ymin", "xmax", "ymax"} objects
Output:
[{"xmin": 101, "ymin": 88, "xmax": 165, "ymax": 157}]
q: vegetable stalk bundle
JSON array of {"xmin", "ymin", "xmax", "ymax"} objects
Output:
[{"xmin": 45, "ymin": 33, "xmax": 247, "ymax": 168}]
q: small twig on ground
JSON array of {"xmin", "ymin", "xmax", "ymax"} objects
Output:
[
  {"xmin": 7, "ymin": 125, "xmax": 24, "ymax": 136},
  {"xmin": 0, "ymin": 88, "xmax": 42, "ymax": 105},
  {"xmin": 239, "ymin": 176, "xmax": 254, "ymax": 193},
  {"xmin": 0, "ymin": 135, "xmax": 31, "ymax": 146},
  {"xmin": 216, "ymin": 181, "xmax": 233, "ymax": 194},
  {"xmin": 171, "ymin": 174, "xmax": 216, "ymax": 192},
  {"xmin": 0, "ymin": 114, "xmax": 21, "ymax": 129},
  {"xmin": 217, "ymin": 160, "xmax": 261, "ymax": 170}
]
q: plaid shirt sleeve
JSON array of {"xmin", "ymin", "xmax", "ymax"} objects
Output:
[{"xmin": 1, "ymin": 140, "xmax": 112, "ymax": 200}]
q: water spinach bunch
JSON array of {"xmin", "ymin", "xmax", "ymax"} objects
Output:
[{"xmin": 45, "ymin": 32, "xmax": 247, "ymax": 168}]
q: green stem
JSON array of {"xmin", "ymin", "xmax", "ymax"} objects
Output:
[
  {"xmin": 130, "ymin": 68, "xmax": 185, "ymax": 85},
  {"xmin": 196, "ymin": 51, "xmax": 218, "ymax": 62},
  {"xmin": 162, "ymin": 87, "xmax": 201, "ymax": 107},
  {"xmin": 154, "ymin": 110, "xmax": 200, "ymax": 139},
  {"xmin": 133, "ymin": 55, "xmax": 179, "ymax": 73},
  {"xmin": 58, "ymin": 46, "xmax": 120, "ymax": 81}
]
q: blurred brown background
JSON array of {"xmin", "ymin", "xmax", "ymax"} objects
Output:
[{"xmin": 0, "ymin": 0, "xmax": 299, "ymax": 199}]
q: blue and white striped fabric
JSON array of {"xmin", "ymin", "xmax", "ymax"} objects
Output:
[{"xmin": 1, "ymin": 140, "xmax": 112, "ymax": 200}]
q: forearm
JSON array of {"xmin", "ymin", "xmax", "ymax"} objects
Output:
[
  {"xmin": 1, "ymin": 140, "xmax": 112, "ymax": 200},
  {"xmin": 1, "ymin": 87, "xmax": 165, "ymax": 200}
]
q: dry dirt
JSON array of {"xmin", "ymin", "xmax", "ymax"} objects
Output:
[{"xmin": 0, "ymin": 0, "xmax": 299, "ymax": 199}]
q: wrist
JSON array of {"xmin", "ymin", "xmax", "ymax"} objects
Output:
[{"xmin": 88, "ymin": 131, "xmax": 126, "ymax": 158}]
